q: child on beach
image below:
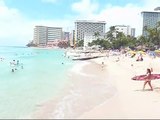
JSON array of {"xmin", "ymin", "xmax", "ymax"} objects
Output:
[{"xmin": 143, "ymin": 68, "xmax": 153, "ymax": 91}]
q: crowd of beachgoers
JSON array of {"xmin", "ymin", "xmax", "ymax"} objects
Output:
[
  {"xmin": 69, "ymin": 49, "xmax": 160, "ymax": 119},
  {"xmin": 0, "ymin": 57, "xmax": 24, "ymax": 72}
]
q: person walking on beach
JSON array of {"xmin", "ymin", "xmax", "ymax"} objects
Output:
[
  {"xmin": 143, "ymin": 68, "xmax": 153, "ymax": 91},
  {"xmin": 101, "ymin": 61, "xmax": 105, "ymax": 70}
]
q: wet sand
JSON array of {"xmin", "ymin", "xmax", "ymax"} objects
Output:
[
  {"xmin": 31, "ymin": 54, "xmax": 160, "ymax": 119},
  {"xmin": 31, "ymin": 59, "xmax": 116, "ymax": 119},
  {"xmin": 80, "ymin": 55, "xmax": 160, "ymax": 119}
]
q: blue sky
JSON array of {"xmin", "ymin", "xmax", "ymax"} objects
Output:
[
  {"xmin": 0, "ymin": 0, "xmax": 159, "ymax": 46},
  {"xmin": 4, "ymin": 0, "xmax": 143, "ymax": 19}
]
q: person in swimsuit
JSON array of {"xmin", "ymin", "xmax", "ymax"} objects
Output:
[{"xmin": 143, "ymin": 68, "xmax": 153, "ymax": 91}]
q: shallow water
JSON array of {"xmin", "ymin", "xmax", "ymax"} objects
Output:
[
  {"xmin": 0, "ymin": 46, "xmax": 74, "ymax": 118},
  {"xmin": 38, "ymin": 62, "xmax": 117, "ymax": 119}
]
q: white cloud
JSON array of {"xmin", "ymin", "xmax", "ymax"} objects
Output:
[
  {"xmin": 72, "ymin": 0, "xmax": 99, "ymax": 16},
  {"xmin": 95, "ymin": 4, "xmax": 143, "ymax": 36},
  {"xmin": 141, "ymin": 0, "xmax": 160, "ymax": 11},
  {"xmin": 0, "ymin": 0, "xmax": 74, "ymax": 46},
  {"xmin": 0, "ymin": 0, "xmax": 159, "ymax": 46},
  {"xmin": 71, "ymin": 0, "xmax": 160, "ymax": 37},
  {"xmin": 0, "ymin": 0, "xmax": 34, "ymax": 45},
  {"xmin": 71, "ymin": 0, "xmax": 143, "ymax": 36}
]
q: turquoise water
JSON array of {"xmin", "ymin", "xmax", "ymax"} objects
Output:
[{"xmin": 0, "ymin": 46, "xmax": 74, "ymax": 118}]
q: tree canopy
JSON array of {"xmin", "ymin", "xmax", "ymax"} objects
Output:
[{"xmin": 87, "ymin": 22, "xmax": 160, "ymax": 50}]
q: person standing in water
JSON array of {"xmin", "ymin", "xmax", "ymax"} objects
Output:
[
  {"xmin": 21, "ymin": 63, "xmax": 24, "ymax": 69},
  {"xmin": 17, "ymin": 60, "xmax": 19, "ymax": 66},
  {"xmin": 10, "ymin": 60, "xmax": 16, "ymax": 72}
]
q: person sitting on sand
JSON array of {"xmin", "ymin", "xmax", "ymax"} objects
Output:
[
  {"xmin": 136, "ymin": 54, "xmax": 143, "ymax": 61},
  {"xmin": 116, "ymin": 57, "xmax": 120, "ymax": 62},
  {"xmin": 143, "ymin": 68, "xmax": 153, "ymax": 91}
]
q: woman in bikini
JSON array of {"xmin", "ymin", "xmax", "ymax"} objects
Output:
[{"xmin": 143, "ymin": 68, "xmax": 153, "ymax": 91}]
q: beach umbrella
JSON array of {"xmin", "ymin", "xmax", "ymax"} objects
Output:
[
  {"xmin": 137, "ymin": 51, "xmax": 146, "ymax": 55},
  {"xmin": 128, "ymin": 51, "xmax": 136, "ymax": 54},
  {"xmin": 132, "ymin": 74, "xmax": 160, "ymax": 81},
  {"xmin": 154, "ymin": 50, "xmax": 160, "ymax": 53},
  {"xmin": 154, "ymin": 50, "xmax": 160, "ymax": 57},
  {"xmin": 128, "ymin": 51, "xmax": 136, "ymax": 57}
]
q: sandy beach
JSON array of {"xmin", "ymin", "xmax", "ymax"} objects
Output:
[
  {"xmin": 31, "ymin": 53, "xmax": 160, "ymax": 119},
  {"xmin": 31, "ymin": 59, "xmax": 116, "ymax": 119},
  {"xmin": 80, "ymin": 54, "xmax": 160, "ymax": 119}
]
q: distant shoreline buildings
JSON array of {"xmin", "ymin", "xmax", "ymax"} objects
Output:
[
  {"xmin": 33, "ymin": 26, "xmax": 69, "ymax": 48},
  {"xmin": 75, "ymin": 20, "xmax": 106, "ymax": 40},
  {"xmin": 32, "ymin": 21, "xmax": 136, "ymax": 48},
  {"xmin": 32, "ymin": 21, "xmax": 137, "ymax": 48},
  {"xmin": 33, "ymin": 26, "xmax": 63, "ymax": 46},
  {"xmin": 75, "ymin": 20, "xmax": 106, "ymax": 47},
  {"xmin": 31, "ymin": 7, "xmax": 160, "ymax": 48},
  {"xmin": 114, "ymin": 25, "xmax": 135, "ymax": 37},
  {"xmin": 141, "ymin": 7, "xmax": 160, "ymax": 36}
]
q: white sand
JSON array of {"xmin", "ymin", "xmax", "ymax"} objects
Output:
[
  {"xmin": 31, "ymin": 54, "xmax": 160, "ymax": 119},
  {"xmin": 80, "ymin": 54, "xmax": 160, "ymax": 119}
]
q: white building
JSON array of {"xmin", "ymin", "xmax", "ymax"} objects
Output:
[
  {"xmin": 141, "ymin": 9, "xmax": 160, "ymax": 36},
  {"xmin": 84, "ymin": 33, "xmax": 106, "ymax": 47},
  {"xmin": 75, "ymin": 20, "xmax": 106, "ymax": 41},
  {"xmin": 69, "ymin": 30, "xmax": 75, "ymax": 47},
  {"xmin": 114, "ymin": 25, "xmax": 135, "ymax": 37},
  {"xmin": 47, "ymin": 27, "xmax": 62, "ymax": 42},
  {"xmin": 33, "ymin": 26, "xmax": 47, "ymax": 46},
  {"xmin": 33, "ymin": 26, "xmax": 62, "ymax": 46},
  {"xmin": 84, "ymin": 34, "xmax": 96, "ymax": 47}
]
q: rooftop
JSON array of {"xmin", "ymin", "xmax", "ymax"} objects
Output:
[
  {"xmin": 141, "ymin": 11, "xmax": 160, "ymax": 14},
  {"xmin": 75, "ymin": 20, "xmax": 106, "ymax": 24},
  {"xmin": 154, "ymin": 7, "xmax": 160, "ymax": 11}
]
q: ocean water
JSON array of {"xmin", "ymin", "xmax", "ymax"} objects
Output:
[{"xmin": 0, "ymin": 46, "xmax": 74, "ymax": 118}]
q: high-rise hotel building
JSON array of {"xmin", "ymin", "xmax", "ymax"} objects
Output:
[
  {"xmin": 114, "ymin": 25, "xmax": 135, "ymax": 37},
  {"xmin": 142, "ymin": 8, "xmax": 160, "ymax": 36},
  {"xmin": 75, "ymin": 20, "xmax": 106, "ymax": 41},
  {"xmin": 33, "ymin": 26, "xmax": 62, "ymax": 46}
]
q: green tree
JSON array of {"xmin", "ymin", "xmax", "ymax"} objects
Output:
[
  {"xmin": 76, "ymin": 40, "xmax": 84, "ymax": 47},
  {"xmin": 111, "ymin": 32, "xmax": 128, "ymax": 49},
  {"xmin": 26, "ymin": 41, "xmax": 37, "ymax": 47},
  {"xmin": 100, "ymin": 39, "xmax": 111, "ymax": 49},
  {"xmin": 94, "ymin": 32, "xmax": 100, "ymax": 40},
  {"xmin": 127, "ymin": 36, "xmax": 137, "ymax": 50},
  {"xmin": 106, "ymin": 26, "xmax": 116, "ymax": 41},
  {"xmin": 137, "ymin": 35, "xmax": 147, "ymax": 46},
  {"xmin": 144, "ymin": 21, "xmax": 160, "ymax": 49}
]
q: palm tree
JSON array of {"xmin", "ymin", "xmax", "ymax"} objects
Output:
[
  {"xmin": 137, "ymin": 35, "xmax": 148, "ymax": 50},
  {"xmin": 147, "ymin": 28, "xmax": 159, "ymax": 48},
  {"xmin": 143, "ymin": 21, "xmax": 160, "ymax": 49},
  {"xmin": 106, "ymin": 26, "xmax": 116, "ymax": 41},
  {"xmin": 94, "ymin": 32, "xmax": 100, "ymax": 40}
]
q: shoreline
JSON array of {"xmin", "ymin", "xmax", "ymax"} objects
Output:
[
  {"xmin": 31, "ymin": 54, "xmax": 160, "ymax": 119},
  {"xmin": 31, "ymin": 58, "xmax": 117, "ymax": 119},
  {"xmin": 80, "ymin": 54, "xmax": 160, "ymax": 119}
]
